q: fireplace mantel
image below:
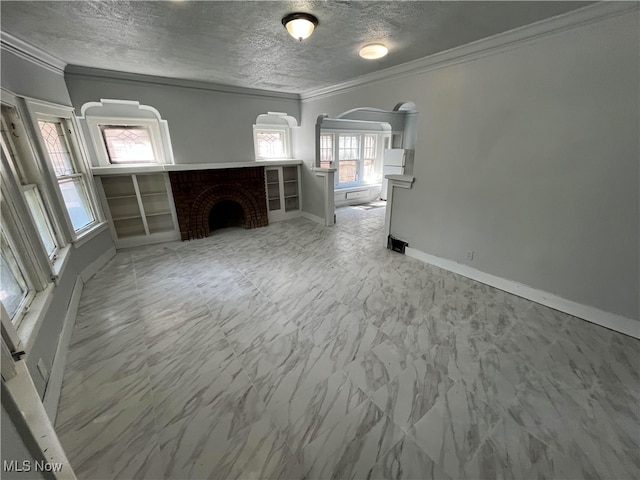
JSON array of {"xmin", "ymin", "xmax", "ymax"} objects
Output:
[{"xmin": 91, "ymin": 159, "xmax": 303, "ymax": 176}]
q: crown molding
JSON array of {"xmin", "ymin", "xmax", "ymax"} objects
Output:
[
  {"xmin": 300, "ymin": 1, "xmax": 639, "ymax": 102},
  {"xmin": 64, "ymin": 65, "xmax": 301, "ymax": 101},
  {"xmin": 0, "ymin": 31, "xmax": 66, "ymax": 75}
]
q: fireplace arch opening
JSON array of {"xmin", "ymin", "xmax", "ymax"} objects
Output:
[{"xmin": 209, "ymin": 200, "xmax": 245, "ymax": 234}]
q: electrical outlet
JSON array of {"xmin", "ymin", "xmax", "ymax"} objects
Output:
[
  {"xmin": 466, "ymin": 251, "xmax": 474, "ymax": 261},
  {"xmin": 37, "ymin": 358, "xmax": 49, "ymax": 381}
]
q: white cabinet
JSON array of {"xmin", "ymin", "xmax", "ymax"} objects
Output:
[
  {"xmin": 97, "ymin": 173, "xmax": 180, "ymax": 248},
  {"xmin": 265, "ymin": 165, "xmax": 301, "ymax": 222}
]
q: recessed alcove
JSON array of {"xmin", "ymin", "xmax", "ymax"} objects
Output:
[{"xmin": 208, "ymin": 200, "xmax": 245, "ymax": 233}]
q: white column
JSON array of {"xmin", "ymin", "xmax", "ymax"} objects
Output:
[
  {"xmin": 313, "ymin": 167, "xmax": 336, "ymax": 226},
  {"xmin": 383, "ymin": 174, "xmax": 415, "ymax": 247}
]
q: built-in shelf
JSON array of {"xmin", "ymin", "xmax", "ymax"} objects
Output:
[
  {"xmin": 141, "ymin": 192, "xmax": 167, "ymax": 197},
  {"xmin": 97, "ymin": 172, "xmax": 180, "ymax": 248},
  {"xmin": 106, "ymin": 194, "xmax": 138, "ymax": 200},
  {"xmin": 112, "ymin": 215, "xmax": 143, "ymax": 221},
  {"xmin": 265, "ymin": 165, "xmax": 300, "ymax": 220}
]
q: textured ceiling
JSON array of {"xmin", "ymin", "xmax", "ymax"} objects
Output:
[{"xmin": 1, "ymin": 1, "xmax": 593, "ymax": 94}]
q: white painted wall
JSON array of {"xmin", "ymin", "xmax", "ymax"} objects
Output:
[{"xmin": 300, "ymin": 9, "xmax": 639, "ymax": 322}]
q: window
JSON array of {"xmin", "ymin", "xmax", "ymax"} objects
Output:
[
  {"xmin": 101, "ymin": 125, "xmax": 155, "ymax": 164},
  {"xmin": 320, "ymin": 134, "xmax": 334, "ymax": 168},
  {"xmin": 0, "ymin": 232, "xmax": 31, "ymax": 323},
  {"xmin": 255, "ymin": 130, "xmax": 286, "ymax": 159},
  {"xmin": 362, "ymin": 134, "xmax": 380, "ymax": 184},
  {"xmin": 338, "ymin": 134, "xmax": 360, "ymax": 184},
  {"xmin": 322, "ymin": 131, "xmax": 385, "ymax": 187},
  {"xmin": 81, "ymin": 100, "xmax": 174, "ymax": 167},
  {"xmin": 23, "ymin": 186, "xmax": 57, "ymax": 258},
  {"xmin": 1, "ymin": 105, "xmax": 61, "ymax": 262},
  {"xmin": 253, "ymin": 112, "xmax": 297, "ymax": 161},
  {"xmin": 38, "ymin": 119, "xmax": 96, "ymax": 233}
]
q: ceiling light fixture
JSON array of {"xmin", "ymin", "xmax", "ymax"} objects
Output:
[
  {"xmin": 282, "ymin": 12, "xmax": 318, "ymax": 41},
  {"xmin": 359, "ymin": 43, "xmax": 388, "ymax": 60}
]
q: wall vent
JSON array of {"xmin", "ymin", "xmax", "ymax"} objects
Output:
[{"xmin": 387, "ymin": 235, "xmax": 408, "ymax": 254}]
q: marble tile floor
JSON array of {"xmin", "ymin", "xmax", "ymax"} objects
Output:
[{"xmin": 55, "ymin": 202, "xmax": 639, "ymax": 479}]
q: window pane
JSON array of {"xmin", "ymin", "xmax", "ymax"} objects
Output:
[
  {"xmin": 339, "ymin": 135, "xmax": 359, "ymax": 160},
  {"xmin": 320, "ymin": 134, "xmax": 333, "ymax": 168},
  {"xmin": 363, "ymin": 134, "xmax": 380, "ymax": 183},
  {"xmin": 101, "ymin": 126, "xmax": 156, "ymax": 164},
  {"xmin": 38, "ymin": 121, "xmax": 74, "ymax": 177},
  {"xmin": 0, "ymin": 239, "xmax": 28, "ymax": 320},
  {"xmin": 58, "ymin": 177, "xmax": 94, "ymax": 231},
  {"xmin": 339, "ymin": 160, "xmax": 358, "ymax": 184},
  {"xmin": 23, "ymin": 187, "xmax": 57, "ymax": 257},
  {"xmin": 256, "ymin": 131, "xmax": 285, "ymax": 158}
]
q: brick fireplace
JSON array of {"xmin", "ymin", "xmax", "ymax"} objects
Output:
[{"xmin": 169, "ymin": 167, "xmax": 269, "ymax": 240}]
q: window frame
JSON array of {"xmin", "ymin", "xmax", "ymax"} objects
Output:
[
  {"xmin": 1, "ymin": 112, "xmax": 62, "ymax": 261},
  {"xmin": 0, "ymin": 175, "xmax": 53, "ymax": 346},
  {"xmin": 24, "ymin": 99, "xmax": 105, "ymax": 244},
  {"xmin": 322, "ymin": 129, "xmax": 386, "ymax": 188},
  {"xmin": 319, "ymin": 133, "xmax": 334, "ymax": 169},
  {"xmin": 21, "ymin": 183, "xmax": 59, "ymax": 260},
  {"xmin": 253, "ymin": 126, "xmax": 290, "ymax": 160},
  {"xmin": 0, "ymin": 229, "xmax": 35, "ymax": 327},
  {"xmin": 0, "ymin": 97, "xmax": 67, "ymax": 276},
  {"xmin": 85, "ymin": 116, "xmax": 167, "ymax": 166},
  {"xmin": 252, "ymin": 112, "xmax": 298, "ymax": 162},
  {"xmin": 337, "ymin": 133, "xmax": 362, "ymax": 187}
]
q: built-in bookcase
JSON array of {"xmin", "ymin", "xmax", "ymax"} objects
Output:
[
  {"xmin": 265, "ymin": 165, "xmax": 300, "ymax": 221},
  {"xmin": 97, "ymin": 173, "xmax": 180, "ymax": 248}
]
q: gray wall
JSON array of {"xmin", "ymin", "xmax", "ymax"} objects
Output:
[
  {"xmin": 27, "ymin": 231, "xmax": 114, "ymax": 396},
  {"xmin": 1, "ymin": 50, "xmax": 71, "ymax": 105},
  {"xmin": 0, "ymin": 51, "xmax": 116, "ymax": 396},
  {"xmin": 64, "ymin": 68, "xmax": 301, "ymax": 165},
  {"xmin": 300, "ymin": 10, "xmax": 639, "ymax": 321},
  {"xmin": 1, "ymin": 404, "xmax": 46, "ymax": 480}
]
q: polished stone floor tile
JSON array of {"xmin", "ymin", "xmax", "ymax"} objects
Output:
[
  {"xmin": 409, "ymin": 382, "xmax": 503, "ymax": 479},
  {"xmin": 464, "ymin": 414, "xmax": 561, "ymax": 480},
  {"xmin": 55, "ymin": 203, "xmax": 640, "ymax": 479},
  {"xmin": 301, "ymin": 399, "xmax": 403, "ymax": 479},
  {"xmin": 371, "ymin": 355, "xmax": 453, "ymax": 433},
  {"xmin": 266, "ymin": 370, "xmax": 369, "ymax": 456},
  {"xmin": 343, "ymin": 339, "xmax": 415, "ymax": 395},
  {"xmin": 368, "ymin": 435, "xmax": 451, "ymax": 480}
]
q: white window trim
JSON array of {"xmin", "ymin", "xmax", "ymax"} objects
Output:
[
  {"xmin": 10, "ymin": 283, "xmax": 54, "ymax": 356},
  {"xmin": 21, "ymin": 184, "xmax": 59, "ymax": 258},
  {"xmin": 323, "ymin": 129, "xmax": 386, "ymax": 188},
  {"xmin": 0, "ymin": 162, "xmax": 54, "ymax": 287},
  {"xmin": 0, "ymin": 186, "xmax": 55, "ymax": 355},
  {"xmin": 23, "ymin": 98, "xmax": 105, "ymax": 243},
  {"xmin": 319, "ymin": 132, "xmax": 335, "ymax": 168},
  {"xmin": 253, "ymin": 126, "xmax": 291, "ymax": 160},
  {"xmin": 253, "ymin": 111, "xmax": 298, "ymax": 161},
  {"xmin": 1, "ymin": 231, "xmax": 36, "ymax": 328},
  {"xmin": 1, "ymin": 96, "xmax": 68, "ymax": 264},
  {"xmin": 86, "ymin": 116, "xmax": 168, "ymax": 167}
]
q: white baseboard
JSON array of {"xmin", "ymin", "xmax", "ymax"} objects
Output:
[
  {"xmin": 80, "ymin": 246, "xmax": 116, "ymax": 283},
  {"xmin": 405, "ymin": 247, "xmax": 639, "ymax": 339},
  {"xmin": 268, "ymin": 210, "xmax": 303, "ymax": 223},
  {"xmin": 301, "ymin": 211, "xmax": 325, "ymax": 226},
  {"xmin": 43, "ymin": 276, "xmax": 83, "ymax": 423}
]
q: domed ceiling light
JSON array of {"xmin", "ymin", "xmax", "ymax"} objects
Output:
[
  {"xmin": 359, "ymin": 43, "xmax": 388, "ymax": 59},
  {"xmin": 282, "ymin": 12, "xmax": 318, "ymax": 41}
]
